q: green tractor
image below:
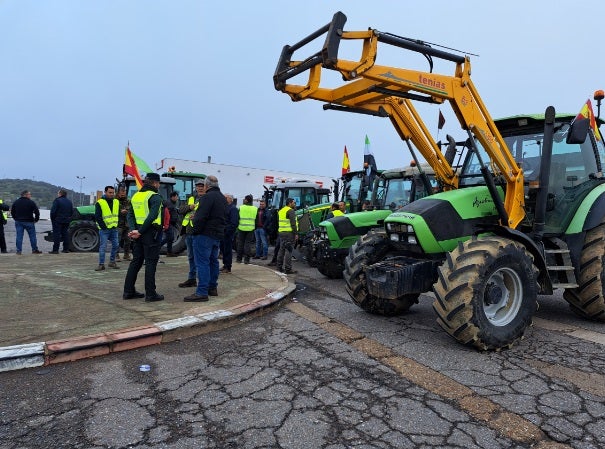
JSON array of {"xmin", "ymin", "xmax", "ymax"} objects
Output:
[
  {"xmin": 311, "ymin": 164, "xmax": 435, "ymax": 278},
  {"xmin": 50, "ymin": 171, "xmax": 205, "ymax": 253},
  {"xmin": 274, "ymin": 11, "xmax": 605, "ymax": 350},
  {"xmin": 264, "ymin": 179, "xmax": 332, "ymax": 243}
]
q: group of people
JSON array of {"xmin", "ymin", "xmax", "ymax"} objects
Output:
[
  {"xmin": 0, "ymin": 189, "xmax": 75, "ymax": 255},
  {"xmin": 1, "ymin": 174, "xmax": 301, "ymax": 304}
]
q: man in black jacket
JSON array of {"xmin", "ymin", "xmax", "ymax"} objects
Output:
[
  {"xmin": 184, "ymin": 175, "xmax": 227, "ymax": 302},
  {"xmin": 49, "ymin": 189, "xmax": 74, "ymax": 254},
  {"xmin": 10, "ymin": 190, "xmax": 41, "ymax": 255}
]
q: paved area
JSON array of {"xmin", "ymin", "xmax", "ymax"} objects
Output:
[{"xmin": 0, "ymin": 249, "xmax": 294, "ymax": 372}]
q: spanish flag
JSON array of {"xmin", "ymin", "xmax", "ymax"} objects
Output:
[
  {"xmin": 575, "ymin": 99, "xmax": 602, "ymax": 142},
  {"xmin": 342, "ymin": 146, "xmax": 350, "ymax": 175},
  {"xmin": 123, "ymin": 145, "xmax": 152, "ymax": 189}
]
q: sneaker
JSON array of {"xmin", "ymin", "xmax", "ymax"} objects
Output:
[
  {"xmin": 108, "ymin": 261, "xmax": 120, "ymax": 269},
  {"xmin": 244, "ymin": 258, "xmax": 250, "ymax": 264},
  {"xmin": 16, "ymin": 252, "xmax": 22, "ymax": 255},
  {"xmin": 61, "ymin": 250, "xmax": 70, "ymax": 253},
  {"xmin": 208, "ymin": 288, "xmax": 218, "ymax": 296},
  {"xmin": 115, "ymin": 254, "xmax": 121, "ymax": 261},
  {"xmin": 48, "ymin": 251, "xmax": 59, "ymax": 254},
  {"xmin": 95, "ymin": 264, "xmax": 105, "ymax": 271},
  {"xmin": 32, "ymin": 250, "xmax": 42, "ymax": 254},
  {"xmin": 220, "ymin": 267, "xmax": 231, "ymax": 273},
  {"xmin": 145, "ymin": 293, "xmax": 164, "ymax": 302},
  {"xmin": 166, "ymin": 252, "xmax": 178, "ymax": 257},
  {"xmin": 267, "ymin": 261, "xmax": 276, "ymax": 266},
  {"xmin": 252, "ymin": 256, "xmax": 260, "ymax": 259},
  {"xmin": 178, "ymin": 278, "xmax": 197, "ymax": 288},
  {"xmin": 284, "ymin": 269, "xmax": 298, "ymax": 275},
  {"xmin": 236, "ymin": 259, "xmax": 243, "ymax": 264},
  {"xmin": 123, "ymin": 254, "xmax": 132, "ymax": 261},
  {"xmin": 261, "ymin": 256, "xmax": 268, "ymax": 260}
]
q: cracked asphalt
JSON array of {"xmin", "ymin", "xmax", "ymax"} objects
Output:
[{"xmin": 2, "ymin": 263, "xmax": 605, "ymax": 449}]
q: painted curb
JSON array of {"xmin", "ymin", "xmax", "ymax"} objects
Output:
[{"xmin": 0, "ymin": 282, "xmax": 296, "ymax": 373}]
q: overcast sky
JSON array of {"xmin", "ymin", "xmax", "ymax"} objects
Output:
[{"xmin": 1, "ymin": 0, "xmax": 603, "ymax": 196}]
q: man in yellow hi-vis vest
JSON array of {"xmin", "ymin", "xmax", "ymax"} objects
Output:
[
  {"xmin": 123, "ymin": 173, "xmax": 165, "ymax": 302},
  {"xmin": 94, "ymin": 185, "xmax": 120, "ymax": 271},
  {"xmin": 235, "ymin": 194, "xmax": 257, "ymax": 264},
  {"xmin": 276, "ymin": 197, "xmax": 298, "ymax": 274}
]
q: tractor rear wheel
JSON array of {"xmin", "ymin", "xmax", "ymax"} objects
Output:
[
  {"xmin": 344, "ymin": 231, "xmax": 418, "ymax": 316},
  {"xmin": 564, "ymin": 219, "xmax": 605, "ymax": 321},
  {"xmin": 69, "ymin": 221, "xmax": 99, "ymax": 252},
  {"xmin": 433, "ymin": 236, "xmax": 538, "ymax": 350}
]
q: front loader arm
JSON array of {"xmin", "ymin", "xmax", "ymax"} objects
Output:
[{"xmin": 274, "ymin": 11, "xmax": 525, "ymax": 228}]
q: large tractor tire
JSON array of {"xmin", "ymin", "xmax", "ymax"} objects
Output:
[
  {"xmin": 344, "ymin": 231, "xmax": 419, "ymax": 316},
  {"xmin": 563, "ymin": 219, "xmax": 605, "ymax": 321},
  {"xmin": 317, "ymin": 258, "xmax": 344, "ymax": 279},
  {"xmin": 433, "ymin": 236, "xmax": 538, "ymax": 351},
  {"xmin": 69, "ymin": 221, "xmax": 100, "ymax": 252}
]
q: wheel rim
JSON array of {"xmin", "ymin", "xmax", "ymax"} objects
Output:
[
  {"xmin": 482, "ymin": 267, "xmax": 523, "ymax": 326},
  {"xmin": 73, "ymin": 229, "xmax": 98, "ymax": 251}
]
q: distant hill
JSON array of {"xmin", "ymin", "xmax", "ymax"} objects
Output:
[{"xmin": 0, "ymin": 179, "xmax": 89, "ymax": 209}]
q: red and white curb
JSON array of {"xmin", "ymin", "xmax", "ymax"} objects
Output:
[{"xmin": 0, "ymin": 284, "xmax": 295, "ymax": 373}]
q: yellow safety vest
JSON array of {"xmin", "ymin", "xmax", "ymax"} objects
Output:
[
  {"xmin": 131, "ymin": 191, "xmax": 161, "ymax": 226},
  {"xmin": 181, "ymin": 196, "xmax": 198, "ymax": 227},
  {"xmin": 278, "ymin": 205, "xmax": 295, "ymax": 233},
  {"xmin": 238, "ymin": 204, "xmax": 257, "ymax": 232},
  {"xmin": 0, "ymin": 200, "xmax": 7, "ymax": 221},
  {"xmin": 332, "ymin": 210, "xmax": 345, "ymax": 217},
  {"xmin": 96, "ymin": 198, "xmax": 119, "ymax": 229}
]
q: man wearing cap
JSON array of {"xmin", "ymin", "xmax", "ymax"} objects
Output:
[
  {"xmin": 123, "ymin": 173, "xmax": 165, "ymax": 302},
  {"xmin": 276, "ymin": 197, "xmax": 298, "ymax": 274},
  {"xmin": 184, "ymin": 175, "xmax": 227, "ymax": 302},
  {"xmin": 177, "ymin": 179, "xmax": 205, "ymax": 288},
  {"xmin": 235, "ymin": 194, "xmax": 257, "ymax": 264}
]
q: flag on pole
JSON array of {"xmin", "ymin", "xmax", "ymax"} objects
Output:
[
  {"xmin": 342, "ymin": 146, "xmax": 350, "ymax": 175},
  {"xmin": 574, "ymin": 99, "xmax": 602, "ymax": 142},
  {"xmin": 363, "ymin": 135, "xmax": 378, "ymax": 191},
  {"xmin": 438, "ymin": 110, "xmax": 446, "ymax": 130},
  {"xmin": 123, "ymin": 144, "xmax": 151, "ymax": 189},
  {"xmin": 363, "ymin": 135, "xmax": 377, "ymax": 173}
]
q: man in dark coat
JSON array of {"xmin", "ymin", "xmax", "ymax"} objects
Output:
[
  {"xmin": 184, "ymin": 175, "xmax": 227, "ymax": 302},
  {"xmin": 220, "ymin": 193, "xmax": 238, "ymax": 273},
  {"xmin": 10, "ymin": 190, "xmax": 41, "ymax": 255},
  {"xmin": 49, "ymin": 189, "xmax": 74, "ymax": 254}
]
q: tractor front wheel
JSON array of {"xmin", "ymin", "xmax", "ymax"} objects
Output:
[
  {"xmin": 433, "ymin": 236, "xmax": 538, "ymax": 350},
  {"xmin": 69, "ymin": 221, "xmax": 100, "ymax": 252},
  {"xmin": 344, "ymin": 231, "xmax": 418, "ymax": 316}
]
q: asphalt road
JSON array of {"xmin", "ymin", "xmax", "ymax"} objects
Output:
[{"xmin": 1, "ymin": 250, "xmax": 605, "ymax": 448}]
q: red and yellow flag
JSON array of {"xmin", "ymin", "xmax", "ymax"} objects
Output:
[
  {"xmin": 124, "ymin": 145, "xmax": 144, "ymax": 189},
  {"xmin": 576, "ymin": 99, "xmax": 602, "ymax": 141},
  {"xmin": 342, "ymin": 146, "xmax": 350, "ymax": 175}
]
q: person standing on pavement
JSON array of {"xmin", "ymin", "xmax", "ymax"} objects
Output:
[
  {"xmin": 276, "ymin": 197, "xmax": 298, "ymax": 274},
  {"xmin": 0, "ymin": 199, "xmax": 10, "ymax": 253},
  {"xmin": 184, "ymin": 175, "xmax": 227, "ymax": 302},
  {"xmin": 10, "ymin": 190, "xmax": 41, "ymax": 255},
  {"xmin": 123, "ymin": 173, "xmax": 165, "ymax": 301},
  {"xmin": 220, "ymin": 193, "xmax": 238, "ymax": 273},
  {"xmin": 49, "ymin": 189, "xmax": 74, "ymax": 254},
  {"xmin": 162, "ymin": 191, "xmax": 180, "ymax": 257},
  {"xmin": 177, "ymin": 179, "xmax": 205, "ymax": 288},
  {"xmin": 253, "ymin": 199, "xmax": 270, "ymax": 260},
  {"xmin": 94, "ymin": 186, "xmax": 120, "ymax": 271},
  {"xmin": 116, "ymin": 186, "xmax": 131, "ymax": 261},
  {"xmin": 235, "ymin": 194, "xmax": 257, "ymax": 264}
]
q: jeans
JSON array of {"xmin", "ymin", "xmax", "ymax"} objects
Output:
[
  {"xmin": 186, "ymin": 234, "xmax": 196, "ymax": 280},
  {"xmin": 254, "ymin": 228, "xmax": 268, "ymax": 257},
  {"xmin": 98, "ymin": 228, "xmax": 119, "ymax": 264},
  {"xmin": 123, "ymin": 230, "xmax": 161, "ymax": 295},
  {"xmin": 52, "ymin": 221, "xmax": 70, "ymax": 252},
  {"xmin": 15, "ymin": 221, "xmax": 38, "ymax": 253},
  {"xmin": 220, "ymin": 231, "xmax": 235, "ymax": 269},
  {"xmin": 193, "ymin": 234, "xmax": 220, "ymax": 296}
]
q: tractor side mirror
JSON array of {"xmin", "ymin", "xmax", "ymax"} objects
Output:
[{"xmin": 566, "ymin": 118, "xmax": 590, "ymax": 144}]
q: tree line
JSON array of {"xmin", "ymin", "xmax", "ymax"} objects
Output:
[{"xmin": 0, "ymin": 179, "xmax": 90, "ymax": 209}]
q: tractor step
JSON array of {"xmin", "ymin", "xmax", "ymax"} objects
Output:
[{"xmin": 544, "ymin": 246, "xmax": 578, "ymax": 289}]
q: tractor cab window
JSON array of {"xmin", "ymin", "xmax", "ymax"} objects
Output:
[
  {"xmin": 384, "ymin": 178, "xmax": 413, "ymax": 211},
  {"xmin": 343, "ymin": 172, "xmax": 365, "ymax": 203}
]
